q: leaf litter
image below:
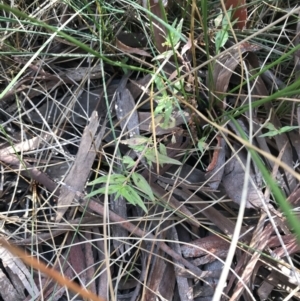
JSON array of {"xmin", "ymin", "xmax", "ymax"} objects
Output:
[{"xmin": 1, "ymin": 1, "xmax": 300, "ymax": 301}]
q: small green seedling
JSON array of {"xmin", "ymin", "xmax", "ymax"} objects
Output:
[
  {"xmin": 259, "ymin": 122, "xmax": 300, "ymax": 138},
  {"xmin": 86, "ymin": 171, "xmax": 153, "ymax": 213},
  {"xmin": 214, "ymin": 7, "xmax": 237, "ymax": 54}
]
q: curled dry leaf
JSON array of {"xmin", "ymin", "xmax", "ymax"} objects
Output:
[
  {"xmin": 67, "ymin": 236, "xmax": 87, "ymax": 286},
  {"xmin": 56, "ymin": 111, "xmax": 106, "ymax": 222},
  {"xmin": 181, "ymin": 35, "xmax": 192, "ymax": 56},
  {"xmin": 212, "ymin": 42, "xmax": 260, "ymax": 109},
  {"xmin": 222, "ymin": 144, "xmax": 266, "ymax": 208}
]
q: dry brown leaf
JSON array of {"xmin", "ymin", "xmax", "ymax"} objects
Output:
[
  {"xmin": 145, "ymin": 256, "xmax": 167, "ymax": 301},
  {"xmin": 116, "ymin": 38, "xmax": 152, "ymax": 57},
  {"xmin": 205, "ymin": 135, "xmax": 226, "ymax": 190},
  {"xmin": 61, "ymin": 64, "xmax": 104, "ymax": 81},
  {"xmin": 0, "ymin": 268, "xmax": 24, "ymax": 301},
  {"xmin": 222, "ymin": 143, "xmax": 266, "ymax": 208},
  {"xmin": 158, "ymin": 261, "xmax": 176, "ymax": 301},
  {"xmin": 115, "ymin": 85, "xmax": 140, "ymax": 137},
  {"xmin": 181, "ymin": 235, "xmax": 230, "ymax": 258}
]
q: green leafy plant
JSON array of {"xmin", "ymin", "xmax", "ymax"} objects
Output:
[
  {"xmin": 197, "ymin": 136, "xmax": 208, "ymax": 154},
  {"xmin": 86, "ymin": 172, "xmax": 153, "ymax": 213},
  {"xmin": 85, "ymin": 136, "xmax": 181, "ymax": 213},
  {"xmin": 259, "ymin": 122, "xmax": 300, "ymax": 137},
  {"xmin": 162, "ymin": 18, "xmax": 184, "ymax": 48},
  {"xmin": 214, "ymin": 7, "xmax": 237, "ymax": 54},
  {"xmin": 121, "ymin": 136, "xmax": 182, "ymax": 167}
]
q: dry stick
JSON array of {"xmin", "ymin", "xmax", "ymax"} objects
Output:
[{"xmin": 0, "ymin": 153, "xmax": 58, "ymax": 193}]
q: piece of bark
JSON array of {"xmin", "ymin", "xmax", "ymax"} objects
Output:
[
  {"xmin": 0, "ymin": 269, "xmax": 24, "ymax": 301},
  {"xmin": 93, "ymin": 228, "xmax": 109, "ymax": 300},
  {"xmin": 145, "ymin": 256, "xmax": 167, "ymax": 301},
  {"xmin": 181, "ymin": 235, "xmax": 230, "ymax": 258},
  {"xmin": 67, "ymin": 235, "xmax": 87, "ymax": 287},
  {"xmin": 168, "ymin": 226, "xmax": 193, "ymax": 301},
  {"xmin": 56, "ymin": 111, "xmax": 105, "ymax": 222},
  {"xmin": 84, "ymin": 232, "xmax": 97, "ymax": 295},
  {"xmin": 110, "ymin": 193, "xmax": 128, "ymax": 255}
]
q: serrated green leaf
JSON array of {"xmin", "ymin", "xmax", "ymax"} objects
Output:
[
  {"xmin": 120, "ymin": 136, "xmax": 149, "ymax": 146},
  {"xmin": 123, "ymin": 156, "xmax": 135, "ymax": 169},
  {"xmin": 161, "ymin": 106, "xmax": 173, "ymax": 129},
  {"xmin": 85, "ymin": 184, "xmax": 121, "ymax": 198},
  {"xmin": 264, "ymin": 122, "xmax": 277, "ymax": 131},
  {"xmin": 173, "ymin": 79, "xmax": 184, "ymax": 94},
  {"xmin": 114, "ymin": 188, "xmax": 123, "ymax": 200},
  {"xmin": 132, "ymin": 172, "xmax": 155, "ymax": 201},
  {"xmin": 173, "ymin": 18, "xmax": 183, "ymax": 45},
  {"xmin": 222, "ymin": 8, "xmax": 232, "ymax": 27},
  {"xmin": 152, "ymin": 50, "xmax": 174, "ymax": 61},
  {"xmin": 259, "ymin": 125, "xmax": 300, "ymax": 138},
  {"xmin": 145, "ymin": 149, "xmax": 182, "ymax": 166},
  {"xmin": 197, "ymin": 137, "xmax": 207, "ymax": 154},
  {"xmin": 215, "ymin": 30, "xmax": 228, "ymax": 51},
  {"xmin": 162, "ymin": 18, "xmax": 183, "ymax": 47},
  {"xmin": 214, "ymin": 11, "xmax": 223, "ymax": 27},
  {"xmin": 278, "ymin": 125, "xmax": 300, "ymax": 134},
  {"xmin": 259, "ymin": 130, "xmax": 279, "ymax": 138},
  {"xmin": 87, "ymin": 174, "xmax": 126, "ymax": 186},
  {"xmin": 157, "ymin": 153, "xmax": 182, "ymax": 166},
  {"xmin": 144, "ymin": 149, "xmax": 157, "ymax": 163},
  {"xmin": 159, "ymin": 143, "xmax": 167, "ymax": 156},
  {"xmin": 121, "ymin": 186, "xmax": 148, "ymax": 213}
]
